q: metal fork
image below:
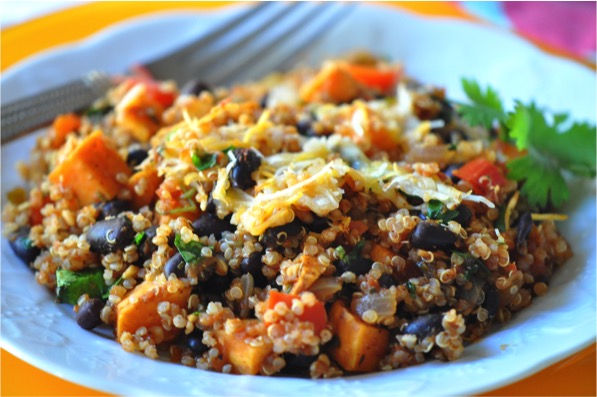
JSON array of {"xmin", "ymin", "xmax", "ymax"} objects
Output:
[{"xmin": 1, "ymin": 2, "xmax": 354, "ymax": 143}]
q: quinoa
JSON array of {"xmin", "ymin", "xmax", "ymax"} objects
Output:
[{"xmin": 2, "ymin": 53, "xmax": 576, "ymax": 377}]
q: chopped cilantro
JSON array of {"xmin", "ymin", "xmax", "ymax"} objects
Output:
[
  {"xmin": 456, "ymin": 78, "xmax": 507, "ymax": 130},
  {"xmin": 102, "ymin": 275, "xmax": 123, "ymax": 299},
  {"xmin": 174, "ymin": 234, "xmax": 207, "ymax": 265},
  {"xmin": 192, "ymin": 152, "xmax": 217, "ymax": 171},
  {"xmin": 456, "ymin": 78, "xmax": 596, "ymax": 209},
  {"xmin": 348, "ymin": 240, "xmax": 366, "ymax": 262},
  {"xmin": 222, "ymin": 145, "xmax": 237, "ymax": 154},
  {"xmin": 406, "ymin": 281, "xmax": 417, "ymax": 298},
  {"xmin": 134, "ymin": 231, "xmax": 145, "ymax": 245},
  {"xmin": 454, "ymin": 252, "xmax": 491, "ymax": 280},
  {"xmin": 56, "ymin": 268, "xmax": 109, "ymax": 305},
  {"xmin": 427, "ymin": 199, "xmax": 460, "ymax": 224},
  {"xmin": 335, "ymin": 245, "xmax": 347, "ymax": 261}
]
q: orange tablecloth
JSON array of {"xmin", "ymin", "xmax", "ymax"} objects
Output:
[{"xmin": 1, "ymin": 2, "xmax": 595, "ymax": 396}]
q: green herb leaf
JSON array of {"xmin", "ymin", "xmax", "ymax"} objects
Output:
[
  {"xmin": 85, "ymin": 105, "xmax": 112, "ymax": 119},
  {"xmin": 56, "ymin": 268, "xmax": 109, "ymax": 305},
  {"xmin": 458, "ymin": 79, "xmax": 596, "ymax": 209},
  {"xmin": 406, "ymin": 281, "xmax": 417, "ymax": 298},
  {"xmin": 174, "ymin": 234, "xmax": 206, "ymax": 265},
  {"xmin": 134, "ymin": 231, "xmax": 146, "ymax": 245},
  {"xmin": 222, "ymin": 145, "xmax": 237, "ymax": 154},
  {"xmin": 427, "ymin": 200, "xmax": 443, "ymax": 219},
  {"xmin": 335, "ymin": 246, "xmax": 347, "ymax": 261},
  {"xmin": 427, "ymin": 199, "xmax": 460, "ymax": 224},
  {"xmin": 348, "ymin": 240, "xmax": 366, "ymax": 263},
  {"xmin": 454, "ymin": 252, "xmax": 491, "ymax": 280},
  {"xmin": 192, "ymin": 152, "xmax": 217, "ymax": 171},
  {"xmin": 507, "ymin": 155, "xmax": 569, "ymax": 208},
  {"xmin": 457, "ymin": 78, "xmax": 507, "ymax": 129},
  {"xmin": 102, "ymin": 275, "xmax": 123, "ymax": 299}
]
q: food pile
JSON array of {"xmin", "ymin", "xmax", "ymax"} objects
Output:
[{"xmin": 4, "ymin": 53, "xmax": 594, "ymax": 377}]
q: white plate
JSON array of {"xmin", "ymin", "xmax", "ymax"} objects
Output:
[{"xmin": 1, "ymin": 4, "xmax": 596, "ymax": 396}]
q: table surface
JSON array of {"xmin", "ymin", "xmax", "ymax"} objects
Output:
[{"xmin": 1, "ymin": 2, "xmax": 595, "ymax": 396}]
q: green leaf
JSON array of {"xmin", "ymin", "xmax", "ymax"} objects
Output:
[
  {"xmin": 192, "ymin": 152, "xmax": 217, "ymax": 171},
  {"xmin": 56, "ymin": 268, "xmax": 108, "ymax": 305},
  {"xmin": 335, "ymin": 245, "xmax": 347, "ymax": 261},
  {"xmin": 427, "ymin": 199, "xmax": 443, "ymax": 219},
  {"xmin": 507, "ymin": 155, "xmax": 569, "ymax": 208},
  {"xmin": 453, "ymin": 252, "xmax": 491, "ymax": 280},
  {"xmin": 348, "ymin": 240, "xmax": 366, "ymax": 262},
  {"xmin": 457, "ymin": 78, "xmax": 507, "ymax": 129},
  {"xmin": 427, "ymin": 199, "xmax": 460, "ymax": 224},
  {"xmin": 406, "ymin": 281, "xmax": 417, "ymax": 298},
  {"xmin": 102, "ymin": 275, "xmax": 123, "ymax": 299},
  {"xmin": 174, "ymin": 233, "xmax": 206, "ymax": 265},
  {"xmin": 134, "ymin": 231, "xmax": 145, "ymax": 245},
  {"xmin": 506, "ymin": 101, "xmax": 531, "ymax": 150},
  {"xmin": 222, "ymin": 145, "xmax": 237, "ymax": 155}
]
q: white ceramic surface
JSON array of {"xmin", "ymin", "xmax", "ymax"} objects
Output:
[{"xmin": 1, "ymin": 4, "xmax": 596, "ymax": 397}]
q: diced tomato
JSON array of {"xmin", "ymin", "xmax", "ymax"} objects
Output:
[
  {"xmin": 266, "ymin": 291, "xmax": 327, "ymax": 334},
  {"xmin": 120, "ymin": 77, "xmax": 176, "ymax": 109},
  {"xmin": 343, "ymin": 63, "xmax": 400, "ymax": 92},
  {"xmin": 452, "ymin": 158, "xmax": 507, "ymax": 196},
  {"xmin": 349, "ymin": 220, "xmax": 368, "ymax": 236}
]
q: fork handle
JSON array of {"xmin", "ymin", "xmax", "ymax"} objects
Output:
[{"xmin": 1, "ymin": 71, "xmax": 112, "ymax": 143}]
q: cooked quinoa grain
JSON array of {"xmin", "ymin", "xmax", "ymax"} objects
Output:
[{"xmin": 3, "ymin": 53, "xmax": 575, "ymax": 377}]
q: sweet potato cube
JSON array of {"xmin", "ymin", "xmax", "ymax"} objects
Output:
[
  {"xmin": 329, "ymin": 301, "xmax": 389, "ymax": 372},
  {"xmin": 216, "ymin": 319, "xmax": 273, "ymax": 375},
  {"xmin": 49, "ymin": 130, "xmax": 131, "ymax": 205},
  {"xmin": 128, "ymin": 167, "xmax": 163, "ymax": 209},
  {"xmin": 115, "ymin": 280, "xmax": 191, "ymax": 343}
]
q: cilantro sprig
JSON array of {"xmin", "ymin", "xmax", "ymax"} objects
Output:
[
  {"xmin": 192, "ymin": 152, "xmax": 217, "ymax": 171},
  {"xmin": 456, "ymin": 78, "xmax": 596, "ymax": 209},
  {"xmin": 174, "ymin": 234, "xmax": 210, "ymax": 265},
  {"xmin": 427, "ymin": 199, "xmax": 459, "ymax": 224}
]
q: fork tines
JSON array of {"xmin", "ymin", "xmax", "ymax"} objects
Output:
[{"xmin": 143, "ymin": 2, "xmax": 355, "ymax": 87}]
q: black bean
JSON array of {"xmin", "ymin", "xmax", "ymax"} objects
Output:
[
  {"xmin": 443, "ymin": 163, "xmax": 462, "ymax": 183},
  {"xmin": 181, "ymin": 79, "xmax": 212, "ymax": 96},
  {"xmin": 403, "ymin": 313, "xmax": 443, "ymax": 339},
  {"xmin": 432, "ymin": 96, "xmax": 454, "ymax": 126},
  {"xmin": 201, "ymin": 273, "xmax": 231, "ymax": 295},
  {"xmin": 186, "ymin": 330, "xmax": 208, "ymax": 354},
  {"xmin": 516, "ymin": 211, "xmax": 533, "ymax": 250},
  {"xmin": 229, "ymin": 148, "xmax": 261, "ymax": 190},
  {"xmin": 8, "ymin": 228, "xmax": 40, "ymax": 265},
  {"xmin": 259, "ymin": 93, "xmax": 269, "ymax": 109},
  {"xmin": 282, "ymin": 353, "xmax": 317, "ymax": 373},
  {"xmin": 86, "ymin": 217, "xmax": 135, "ymax": 254},
  {"xmin": 96, "ymin": 199, "xmax": 131, "ymax": 219},
  {"xmin": 410, "ymin": 221, "xmax": 458, "ymax": 252},
  {"xmin": 260, "ymin": 219, "xmax": 304, "ymax": 248},
  {"xmin": 378, "ymin": 273, "xmax": 395, "ymax": 288},
  {"xmin": 126, "ymin": 146, "xmax": 149, "ymax": 168},
  {"xmin": 295, "ymin": 118, "xmax": 317, "ymax": 137},
  {"xmin": 240, "ymin": 252, "xmax": 267, "ymax": 287},
  {"xmin": 164, "ymin": 252, "xmax": 186, "ymax": 279},
  {"xmin": 205, "ymin": 195, "xmax": 217, "ymax": 213},
  {"xmin": 192, "ymin": 213, "xmax": 235, "ymax": 239},
  {"xmin": 336, "ymin": 257, "xmax": 373, "ymax": 276},
  {"xmin": 76, "ymin": 298, "xmax": 104, "ymax": 330},
  {"xmin": 482, "ymin": 283, "xmax": 500, "ymax": 319},
  {"xmin": 453, "ymin": 204, "xmax": 472, "ymax": 227},
  {"xmin": 137, "ymin": 226, "xmax": 158, "ymax": 262},
  {"xmin": 303, "ymin": 214, "xmax": 330, "ymax": 233},
  {"xmin": 403, "ymin": 192, "xmax": 424, "ymax": 206}
]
